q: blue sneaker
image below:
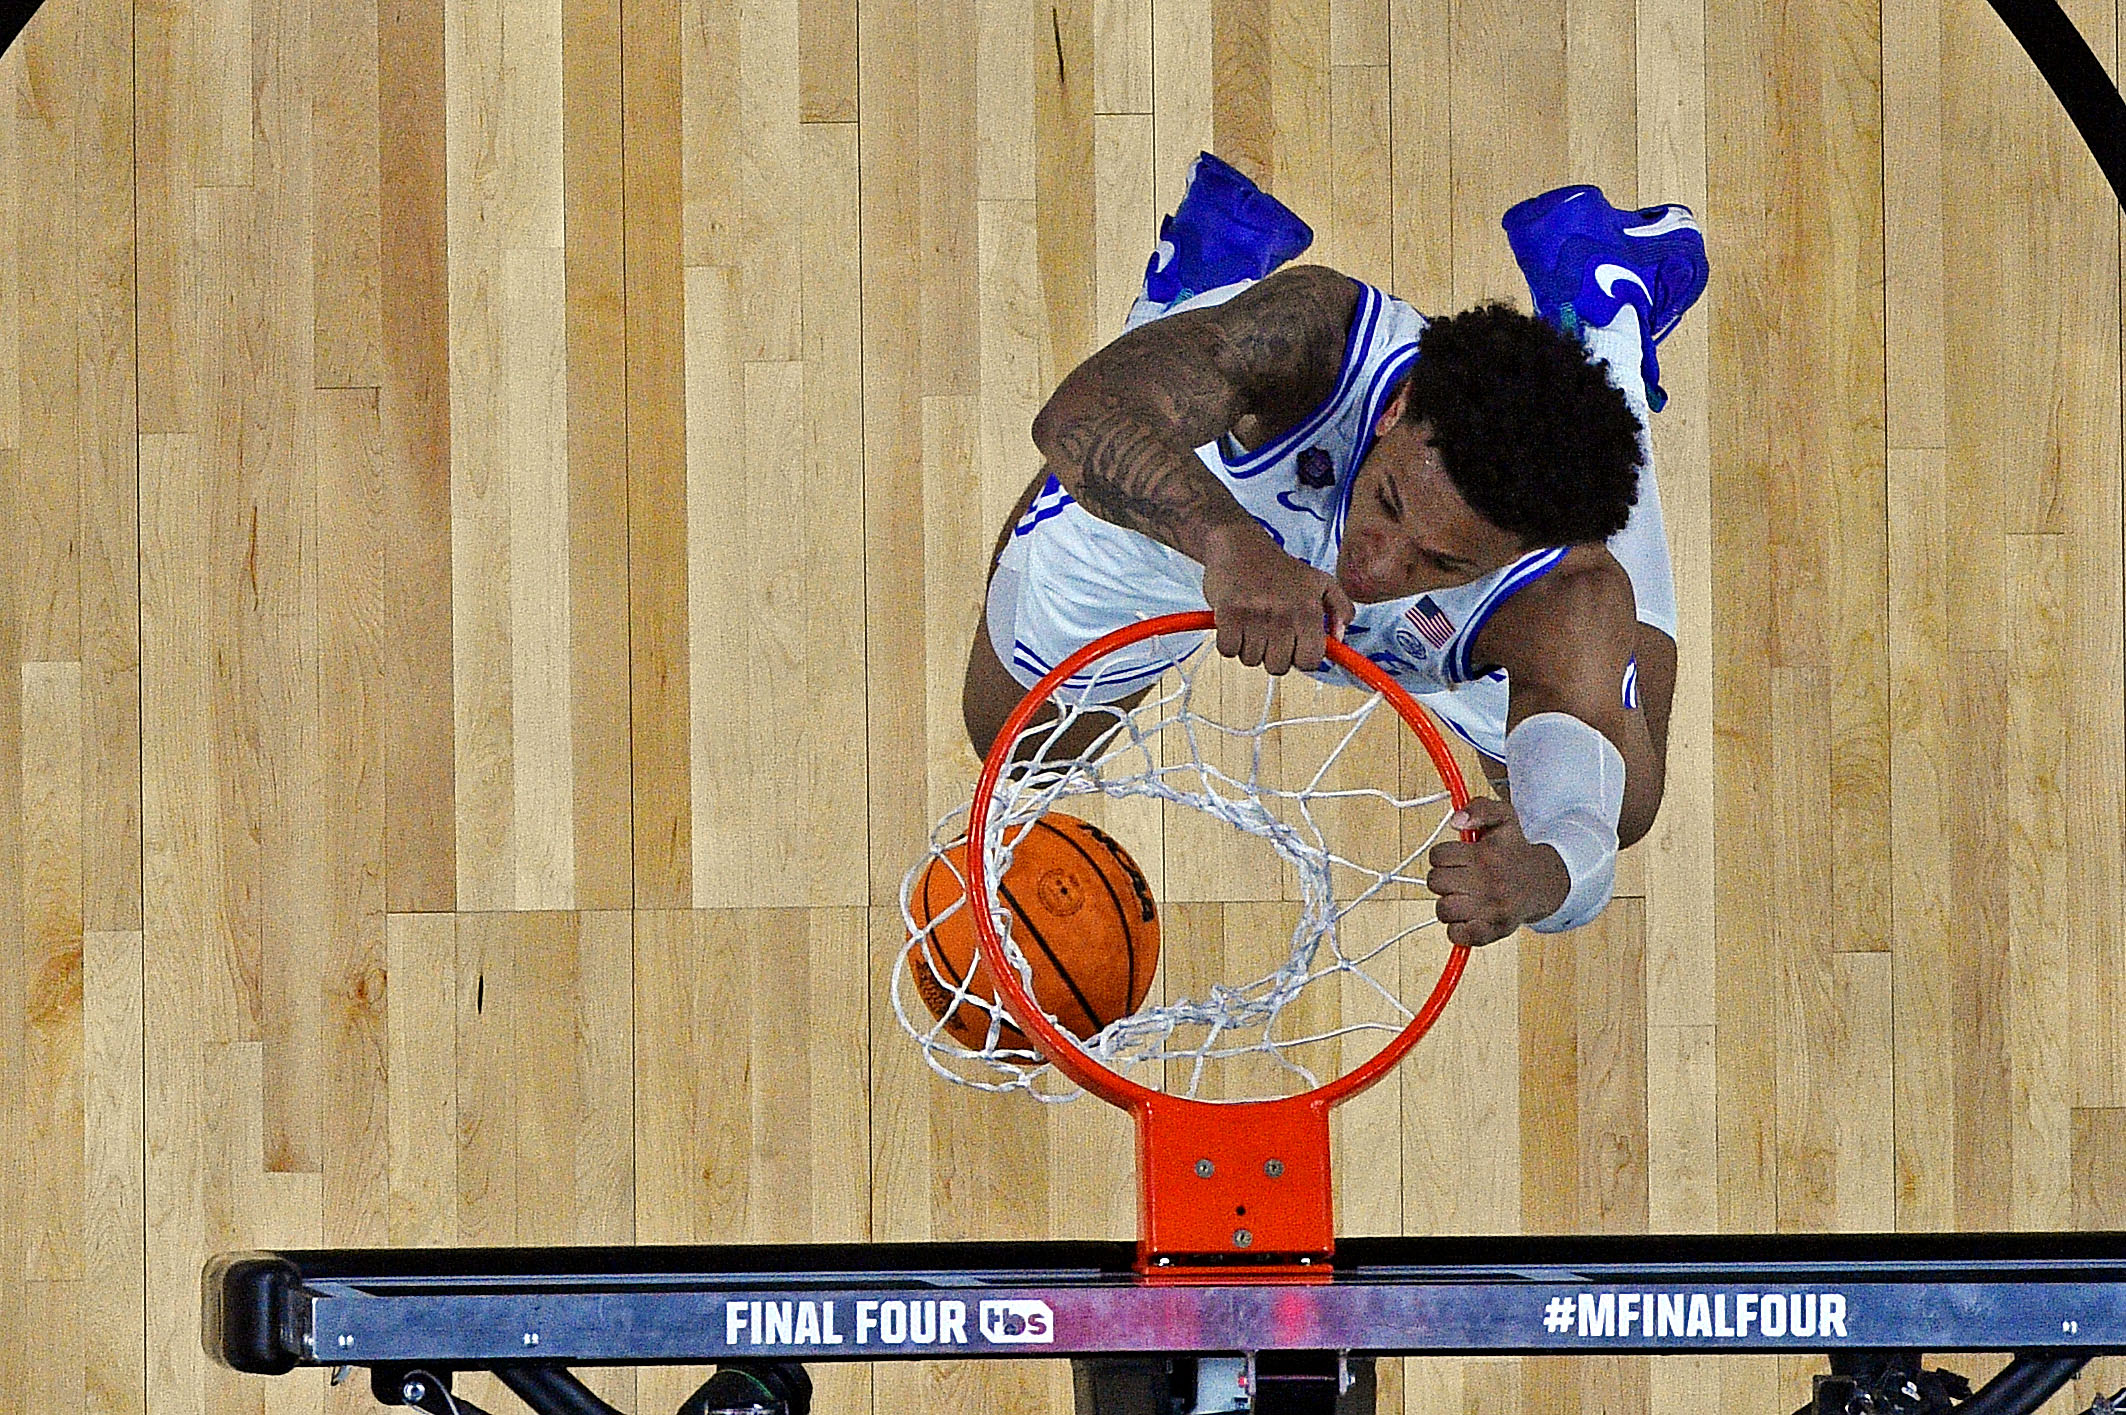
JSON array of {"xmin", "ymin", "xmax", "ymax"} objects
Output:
[
  {"xmin": 1141, "ymin": 152, "xmax": 1315, "ymax": 307},
  {"xmin": 1501, "ymin": 184, "xmax": 1708, "ymax": 411}
]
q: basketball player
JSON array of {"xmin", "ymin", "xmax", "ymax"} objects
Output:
[
  {"xmin": 965, "ymin": 153, "xmax": 1708, "ymax": 965},
  {"xmin": 968, "ymin": 159, "xmax": 1707, "ymax": 1415}
]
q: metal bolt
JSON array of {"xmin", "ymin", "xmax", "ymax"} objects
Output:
[
  {"xmin": 336, "ymin": 1334, "xmax": 355, "ymax": 1350},
  {"xmin": 1195, "ymin": 1158, "xmax": 1215, "ymax": 1177},
  {"xmin": 1264, "ymin": 1159, "xmax": 1285, "ymax": 1178},
  {"xmin": 401, "ymin": 1377, "xmax": 429, "ymax": 1404},
  {"xmin": 1233, "ymin": 1229, "xmax": 1253, "ymax": 1248},
  {"xmin": 523, "ymin": 1331, "xmax": 541, "ymax": 1347}
]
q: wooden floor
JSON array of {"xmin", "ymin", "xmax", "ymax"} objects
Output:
[{"xmin": 1, "ymin": 0, "xmax": 2122, "ymax": 1409}]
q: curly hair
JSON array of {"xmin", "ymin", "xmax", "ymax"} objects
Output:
[{"xmin": 1397, "ymin": 301, "xmax": 1643, "ymax": 545}]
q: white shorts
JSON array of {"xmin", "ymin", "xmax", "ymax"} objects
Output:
[{"xmin": 985, "ymin": 493, "xmax": 1213, "ymax": 703}]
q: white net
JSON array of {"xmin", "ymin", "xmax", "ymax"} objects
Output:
[{"xmin": 894, "ymin": 635, "xmax": 1467, "ymax": 1105}]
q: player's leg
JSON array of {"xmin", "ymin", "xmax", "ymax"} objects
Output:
[
  {"xmin": 965, "ymin": 471, "xmax": 1067, "ymax": 758},
  {"xmin": 1500, "ymin": 184, "xmax": 1695, "ymax": 681},
  {"xmin": 1499, "ymin": 184, "xmax": 1708, "ymax": 412},
  {"xmin": 964, "ymin": 605, "xmax": 1148, "ymax": 762},
  {"xmin": 964, "ymin": 469, "xmax": 1052, "ymax": 757},
  {"xmin": 1127, "ymin": 152, "xmax": 1314, "ymax": 331}
]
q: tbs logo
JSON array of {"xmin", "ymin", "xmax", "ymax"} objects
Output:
[{"xmin": 979, "ymin": 1299, "xmax": 1055, "ymax": 1344}]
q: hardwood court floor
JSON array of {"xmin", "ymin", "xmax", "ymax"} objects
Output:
[{"xmin": 0, "ymin": 0, "xmax": 2121, "ymax": 1411}]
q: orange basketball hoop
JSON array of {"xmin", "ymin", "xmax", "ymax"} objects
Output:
[{"xmin": 954, "ymin": 611, "xmax": 1475, "ymax": 1278}]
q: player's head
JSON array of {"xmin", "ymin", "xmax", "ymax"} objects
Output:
[{"xmin": 1336, "ymin": 301, "xmax": 1643, "ymax": 603}]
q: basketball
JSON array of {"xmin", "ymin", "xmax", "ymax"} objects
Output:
[{"xmin": 909, "ymin": 812, "xmax": 1159, "ymax": 1052}]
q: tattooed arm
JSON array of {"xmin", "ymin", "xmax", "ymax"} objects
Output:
[{"xmin": 1030, "ymin": 264, "xmax": 1362, "ymax": 674}]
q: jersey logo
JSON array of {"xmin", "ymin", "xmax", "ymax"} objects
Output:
[
  {"xmin": 1389, "ymin": 624, "xmax": 1430, "ymax": 664},
  {"xmin": 1296, "ymin": 446, "xmax": 1336, "ymax": 489},
  {"xmin": 1403, "ymin": 595, "xmax": 1456, "ymax": 650}
]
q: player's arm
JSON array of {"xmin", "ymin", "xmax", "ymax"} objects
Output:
[
  {"xmin": 1424, "ymin": 550, "xmax": 1661, "ymax": 944},
  {"xmin": 1030, "ymin": 264, "xmax": 1360, "ymax": 675}
]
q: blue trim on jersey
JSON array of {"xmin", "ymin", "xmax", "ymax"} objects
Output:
[
  {"xmin": 1014, "ymin": 474, "xmax": 1075, "ymax": 537},
  {"xmin": 1013, "ymin": 500, "xmax": 1072, "ymax": 537},
  {"xmin": 1622, "ymin": 654, "xmax": 1640, "ymax": 709},
  {"xmin": 1330, "ymin": 340, "xmax": 1426, "ymax": 546},
  {"xmin": 1274, "ymin": 489, "xmax": 1327, "ymax": 524},
  {"xmin": 1217, "ymin": 283, "xmax": 1383, "ymax": 479},
  {"xmin": 1444, "ymin": 546, "xmax": 1571, "ymax": 684}
]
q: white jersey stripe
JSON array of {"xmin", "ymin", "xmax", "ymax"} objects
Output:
[
  {"xmin": 1444, "ymin": 545, "xmax": 1571, "ymax": 683},
  {"xmin": 1220, "ymin": 285, "xmax": 1383, "ymax": 478},
  {"xmin": 1330, "ymin": 341, "xmax": 1426, "ymax": 545}
]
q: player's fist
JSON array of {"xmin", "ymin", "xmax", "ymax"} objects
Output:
[
  {"xmin": 1200, "ymin": 522, "xmax": 1356, "ymax": 675},
  {"xmin": 1425, "ymin": 797, "xmax": 1572, "ymax": 946}
]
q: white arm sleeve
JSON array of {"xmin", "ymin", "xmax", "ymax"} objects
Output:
[{"xmin": 1505, "ymin": 712, "xmax": 1627, "ymax": 934}]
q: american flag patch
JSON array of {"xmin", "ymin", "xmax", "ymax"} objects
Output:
[{"xmin": 1405, "ymin": 595, "xmax": 1455, "ymax": 650}]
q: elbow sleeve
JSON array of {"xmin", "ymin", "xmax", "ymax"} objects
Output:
[{"xmin": 1505, "ymin": 712, "xmax": 1626, "ymax": 934}]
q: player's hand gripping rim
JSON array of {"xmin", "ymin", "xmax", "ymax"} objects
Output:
[
  {"xmin": 1199, "ymin": 521, "xmax": 1357, "ymax": 676},
  {"xmin": 1425, "ymin": 797, "xmax": 1573, "ymax": 947}
]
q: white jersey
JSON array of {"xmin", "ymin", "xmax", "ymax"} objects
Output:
[{"xmin": 986, "ymin": 278, "xmax": 1677, "ymax": 760}]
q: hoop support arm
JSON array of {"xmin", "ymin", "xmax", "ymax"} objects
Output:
[{"xmin": 1133, "ymin": 1092, "xmax": 1336, "ymax": 1275}]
